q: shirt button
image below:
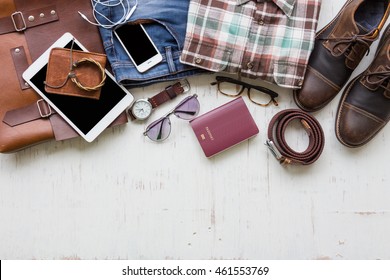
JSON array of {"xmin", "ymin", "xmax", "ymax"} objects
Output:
[
  {"xmin": 298, "ymin": 79, "xmax": 304, "ymax": 87},
  {"xmin": 247, "ymin": 61, "xmax": 254, "ymax": 69},
  {"xmin": 259, "ymin": 19, "xmax": 264, "ymax": 25},
  {"xmin": 195, "ymin": 57, "xmax": 202, "ymax": 64}
]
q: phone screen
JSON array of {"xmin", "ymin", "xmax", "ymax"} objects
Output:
[{"xmin": 115, "ymin": 24, "xmax": 159, "ymax": 66}]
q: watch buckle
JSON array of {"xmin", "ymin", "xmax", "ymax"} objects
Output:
[{"xmin": 178, "ymin": 79, "xmax": 191, "ymax": 93}]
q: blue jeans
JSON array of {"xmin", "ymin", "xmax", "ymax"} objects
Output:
[{"xmin": 96, "ymin": 0, "xmax": 205, "ymax": 87}]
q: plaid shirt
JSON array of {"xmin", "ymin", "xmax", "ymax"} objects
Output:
[{"xmin": 180, "ymin": 0, "xmax": 322, "ymax": 89}]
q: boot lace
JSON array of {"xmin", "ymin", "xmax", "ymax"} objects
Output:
[
  {"xmin": 363, "ymin": 65, "xmax": 390, "ymax": 92},
  {"xmin": 319, "ymin": 33, "xmax": 376, "ymax": 61}
]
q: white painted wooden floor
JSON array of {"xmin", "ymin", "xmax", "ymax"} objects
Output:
[{"xmin": 1, "ymin": 0, "xmax": 389, "ymax": 260}]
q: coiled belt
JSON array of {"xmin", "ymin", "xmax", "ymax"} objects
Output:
[{"xmin": 266, "ymin": 109, "xmax": 325, "ymax": 165}]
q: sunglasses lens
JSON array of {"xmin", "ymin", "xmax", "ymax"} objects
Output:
[
  {"xmin": 174, "ymin": 96, "xmax": 200, "ymax": 120},
  {"xmin": 145, "ymin": 117, "xmax": 171, "ymax": 141}
]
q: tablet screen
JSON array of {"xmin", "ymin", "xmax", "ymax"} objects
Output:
[{"xmin": 30, "ymin": 41, "xmax": 128, "ymax": 135}]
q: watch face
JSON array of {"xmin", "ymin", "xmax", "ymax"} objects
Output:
[{"xmin": 131, "ymin": 99, "xmax": 152, "ymax": 120}]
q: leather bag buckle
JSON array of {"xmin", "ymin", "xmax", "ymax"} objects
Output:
[
  {"xmin": 11, "ymin": 11, "xmax": 27, "ymax": 32},
  {"xmin": 37, "ymin": 99, "xmax": 52, "ymax": 118}
]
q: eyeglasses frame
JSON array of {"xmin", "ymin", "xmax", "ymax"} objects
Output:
[{"xmin": 211, "ymin": 76, "xmax": 279, "ymax": 106}]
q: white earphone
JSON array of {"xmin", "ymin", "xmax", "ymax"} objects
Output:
[{"xmin": 78, "ymin": 0, "xmax": 138, "ymax": 29}]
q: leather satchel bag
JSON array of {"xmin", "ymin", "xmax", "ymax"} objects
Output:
[{"xmin": 0, "ymin": 0, "xmax": 127, "ymax": 153}]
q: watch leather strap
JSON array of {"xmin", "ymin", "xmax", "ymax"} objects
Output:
[
  {"xmin": 129, "ymin": 80, "xmax": 188, "ymax": 120},
  {"xmin": 148, "ymin": 81, "xmax": 186, "ymax": 108},
  {"xmin": 266, "ymin": 109, "xmax": 325, "ymax": 166}
]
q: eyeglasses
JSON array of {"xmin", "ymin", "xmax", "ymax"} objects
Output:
[
  {"xmin": 143, "ymin": 94, "xmax": 200, "ymax": 141},
  {"xmin": 211, "ymin": 76, "xmax": 279, "ymax": 106}
]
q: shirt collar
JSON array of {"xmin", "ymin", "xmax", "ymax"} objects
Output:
[{"xmin": 237, "ymin": 0, "xmax": 296, "ymax": 17}]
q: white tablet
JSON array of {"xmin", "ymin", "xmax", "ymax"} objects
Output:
[{"xmin": 22, "ymin": 32, "xmax": 134, "ymax": 142}]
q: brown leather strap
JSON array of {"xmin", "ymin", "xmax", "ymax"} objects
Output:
[
  {"xmin": 3, "ymin": 98, "xmax": 128, "ymax": 141},
  {"xmin": 148, "ymin": 80, "xmax": 188, "ymax": 108},
  {"xmin": 2, "ymin": 99, "xmax": 79, "ymax": 141},
  {"xmin": 3, "ymin": 99, "xmax": 54, "ymax": 126},
  {"xmin": 266, "ymin": 109, "xmax": 325, "ymax": 165},
  {"xmin": 49, "ymin": 114, "xmax": 79, "ymax": 140},
  {"xmin": 0, "ymin": 5, "xmax": 59, "ymax": 35},
  {"xmin": 129, "ymin": 79, "xmax": 190, "ymax": 120},
  {"xmin": 10, "ymin": 46, "xmax": 30, "ymax": 90}
]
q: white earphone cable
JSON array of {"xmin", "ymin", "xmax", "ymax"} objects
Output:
[{"xmin": 78, "ymin": 0, "xmax": 138, "ymax": 29}]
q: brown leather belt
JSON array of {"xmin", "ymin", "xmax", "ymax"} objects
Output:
[{"xmin": 266, "ymin": 109, "xmax": 325, "ymax": 165}]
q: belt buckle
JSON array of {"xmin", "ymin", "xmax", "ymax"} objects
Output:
[
  {"xmin": 265, "ymin": 139, "xmax": 283, "ymax": 161},
  {"xmin": 37, "ymin": 99, "xmax": 52, "ymax": 118},
  {"xmin": 265, "ymin": 139, "xmax": 292, "ymax": 165},
  {"xmin": 11, "ymin": 11, "xmax": 26, "ymax": 32}
]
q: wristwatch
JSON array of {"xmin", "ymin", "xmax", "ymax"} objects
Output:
[{"xmin": 128, "ymin": 79, "xmax": 191, "ymax": 120}]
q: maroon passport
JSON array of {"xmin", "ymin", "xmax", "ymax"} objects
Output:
[{"xmin": 190, "ymin": 97, "xmax": 259, "ymax": 158}]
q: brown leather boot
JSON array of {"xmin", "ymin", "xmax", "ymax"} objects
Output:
[
  {"xmin": 335, "ymin": 23, "xmax": 390, "ymax": 148},
  {"xmin": 294, "ymin": 0, "xmax": 390, "ymax": 112}
]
